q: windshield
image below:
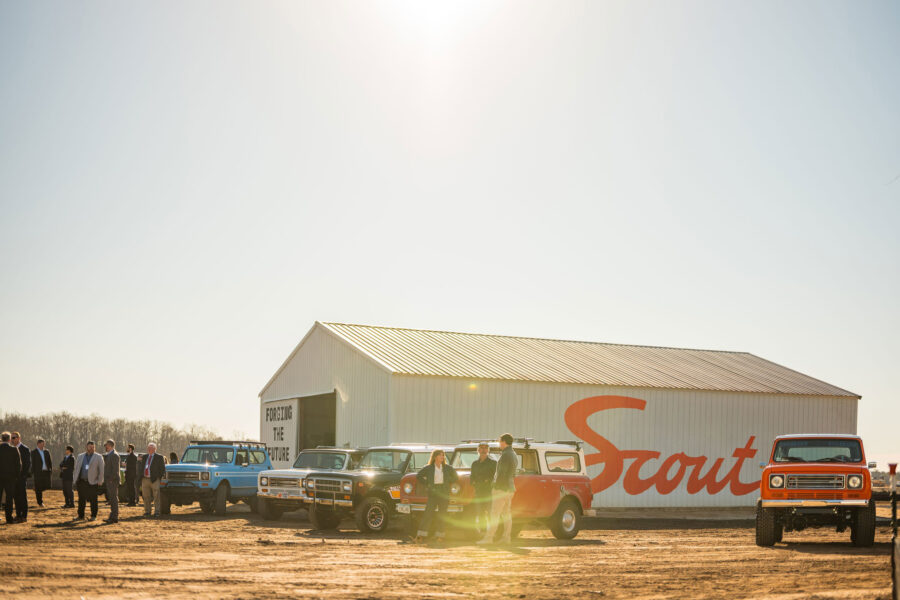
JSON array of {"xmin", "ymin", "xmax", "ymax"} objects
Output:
[
  {"xmin": 357, "ymin": 450, "xmax": 410, "ymax": 471},
  {"xmin": 293, "ymin": 452, "xmax": 347, "ymax": 470},
  {"xmin": 181, "ymin": 447, "xmax": 234, "ymax": 464},
  {"xmin": 773, "ymin": 439, "xmax": 863, "ymax": 463},
  {"xmin": 451, "ymin": 449, "xmax": 501, "ymax": 468}
]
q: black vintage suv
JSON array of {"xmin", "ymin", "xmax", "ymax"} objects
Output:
[{"xmin": 302, "ymin": 443, "xmax": 451, "ymax": 533}]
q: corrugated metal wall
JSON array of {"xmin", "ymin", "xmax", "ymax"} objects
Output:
[
  {"xmin": 390, "ymin": 376, "xmax": 858, "ymax": 507},
  {"xmin": 260, "ymin": 325, "xmax": 391, "ymax": 448}
]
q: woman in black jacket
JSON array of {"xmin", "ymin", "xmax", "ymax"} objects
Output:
[{"xmin": 413, "ymin": 449, "xmax": 458, "ymax": 543}]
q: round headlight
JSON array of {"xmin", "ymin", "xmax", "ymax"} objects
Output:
[
  {"xmin": 342, "ymin": 482, "xmax": 351, "ymax": 492},
  {"xmin": 200, "ymin": 471, "xmax": 210, "ymax": 481},
  {"xmin": 450, "ymin": 483, "xmax": 460, "ymax": 495},
  {"xmin": 847, "ymin": 475, "xmax": 863, "ymax": 489},
  {"xmin": 402, "ymin": 482, "xmax": 414, "ymax": 494},
  {"xmin": 769, "ymin": 475, "xmax": 784, "ymax": 489},
  {"xmin": 306, "ymin": 480, "xmax": 315, "ymax": 489},
  {"xmin": 260, "ymin": 477, "xmax": 268, "ymax": 486}
]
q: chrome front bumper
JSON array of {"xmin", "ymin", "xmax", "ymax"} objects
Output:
[
  {"xmin": 258, "ymin": 489, "xmax": 306, "ymax": 501},
  {"xmin": 305, "ymin": 497, "xmax": 353, "ymax": 508},
  {"xmin": 397, "ymin": 502, "xmax": 464, "ymax": 514},
  {"xmin": 761, "ymin": 499, "xmax": 870, "ymax": 508}
]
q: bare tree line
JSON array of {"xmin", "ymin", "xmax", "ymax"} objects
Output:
[{"xmin": 0, "ymin": 410, "xmax": 220, "ymax": 483}]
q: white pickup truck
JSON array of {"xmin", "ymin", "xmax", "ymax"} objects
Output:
[{"xmin": 257, "ymin": 447, "xmax": 365, "ymax": 520}]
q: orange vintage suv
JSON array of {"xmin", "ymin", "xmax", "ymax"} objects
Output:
[{"xmin": 756, "ymin": 434, "xmax": 876, "ymax": 547}]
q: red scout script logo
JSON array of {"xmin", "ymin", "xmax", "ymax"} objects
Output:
[{"xmin": 565, "ymin": 395, "xmax": 760, "ymax": 496}]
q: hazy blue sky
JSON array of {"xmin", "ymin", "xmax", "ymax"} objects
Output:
[{"xmin": 1, "ymin": 2, "xmax": 898, "ymax": 464}]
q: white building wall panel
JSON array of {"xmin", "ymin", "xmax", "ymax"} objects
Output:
[
  {"xmin": 390, "ymin": 376, "xmax": 857, "ymax": 508},
  {"xmin": 260, "ymin": 325, "xmax": 391, "ymax": 450}
]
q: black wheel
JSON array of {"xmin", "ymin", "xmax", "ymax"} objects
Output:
[
  {"xmin": 160, "ymin": 491, "xmax": 171, "ymax": 515},
  {"xmin": 756, "ymin": 504, "xmax": 777, "ymax": 546},
  {"xmin": 309, "ymin": 503, "xmax": 341, "ymax": 530},
  {"xmin": 851, "ymin": 501, "xmax": 876, "ymax": 547},
  {"xmin": 549, "ymin": 498, "xmax": 581, "ymax": 540},
  {"xmin": 214, "ymin": 483, "xmax": 229, "ymax": 516},
  {"xmin": 200, "ymin": 501, "xmax": 214, "ymax": 514},
  {"xmin": 355, "ymin": 497, "xmax": 390, "ymax": 533},
  {"xmin": 258, "ymin": 497, "xmax": 283, "ymax": 521}
]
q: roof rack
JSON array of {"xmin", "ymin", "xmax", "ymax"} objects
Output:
[
  {"xmin": 553, "ymin": 440, "xmax": 583, "ymax": 450},
  {"xmin": 190, "ymin": 440, "xmax": 267, "ymax": 448},
  {"xmin": 388, "ymin": 442, "xmax": 432, "ymax": 446}
]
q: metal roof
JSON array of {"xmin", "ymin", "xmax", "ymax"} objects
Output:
[{"xmin": 319, "ymin": 322, "xmax": 859, "ymax": 398}]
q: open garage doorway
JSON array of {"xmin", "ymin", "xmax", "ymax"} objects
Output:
[{"xmin": 299, "ymin": 391, "xmax": 336, "ymax": 449}]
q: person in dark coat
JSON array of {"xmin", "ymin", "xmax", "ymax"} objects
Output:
[
  {"xmin": 469, "ymin": 442, "xmax": 497, "ymax": 536},
  {"xmin": 124, "ymin": 444, "xmax": 137, "ymax": 506},
  {"xmin": 413, "ymin": 449, "xmax": 459, "ymax": 543},
  {"xmin": 59, "ymin": 446, "xmax": 76, "ymax": 508},
  {"xmin": 478, "ymin": 433, "xmax": 518, "ymax": 545},
  {"xmin": 11, "ymin": 432, "xmax": 31, "ymax": 523},
  {"xmin": 0, "ymin": 432, "xmax": 23, "ymax": 524},
  {"xmin": 103, "ymin": 440, "xmax": 120, "ymax": 523},
  {"xmin": 31, "ymin": 438, "xmax": 52, "ymax": 507}
]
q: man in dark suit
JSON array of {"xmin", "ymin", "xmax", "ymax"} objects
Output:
[
  {"xmin": 138, "ymin": 442, "xmax": 166, "ymax": 517},
  {"xmin": 31, "ymin": 438, "xmax": 52, "ymax": 507},
  {"xmin": 0, "ymin": 432, "xmax": 22, "ymax": 524},
  {"xmin": 59, "ymin": 445, "xmax": 75, "ymax": 508},
  {"xmin": 124, "ymin": 444, "xmax": 137, "ymax": 506},
  {"xmin": 10, "ymin": 432, "xmax": 31, "ymax": 523},
  {"xmin": 103, "ymin": 439, "xmax": 120, "ymax": 523}
]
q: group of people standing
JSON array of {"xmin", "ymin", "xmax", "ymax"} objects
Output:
[
  {"xmin": 0, "ymin": 431, "xmax": 169, "ymax": 524},
  {"xmin": 413, "ymin": 432, "xmax": 518, "ymax": 544}
]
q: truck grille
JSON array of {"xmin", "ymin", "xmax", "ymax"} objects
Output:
[
  {"xmin": 269, "ymin": 477, "xmax": 300, "ymax": 487},
  {"xmin": 167, "ymin": 472, "xmax": 200, "ymax": 481},
  {"xmin": 786, "ymin": 474, "xmax": 845, "ymax": 489},
  {"xmin": 312, "ymin": 478, "xmax": 345, "ymax": 493}
]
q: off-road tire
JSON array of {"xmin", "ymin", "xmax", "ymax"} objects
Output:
[
  {"xmin": 356, "ymin": 496, "xmax": 390, "ymax": 534},
  {"xmin": 199, "ymin": 500, "xmax": 214, "ymax": 514},
  {"xmin": 160, "ymin": 491, "xmax": 171, "ymax": 515},
  {"xmin": 258, "ymin": 497, "xmax": 283, "ymax": 521},
  {"xmin": 214, "ymin": 483, "xmax": 229, "ymax": 516},
  {"xmin": 549, "ymin": 498, "xmax": 581, "ymax": 540},
  {"xmin": 756, "ymin": 504, "xmax": 777, "ymax": 546},
  {"xmin": 309, "ymin": 503, "xmax": 341, "ymax": 530},
  {"xmin": 851, "ymin": 501, "xmax": 876, "ymax": 547}
]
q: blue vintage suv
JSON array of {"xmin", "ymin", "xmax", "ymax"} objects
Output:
[{"xmin": 161, "ymin": 441, "xmax": 272, "ymax": 516}]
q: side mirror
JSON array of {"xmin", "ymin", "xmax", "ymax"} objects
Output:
[{"xmin": 867, "ymin": 462, "xmax": 876, "ymax": 469}]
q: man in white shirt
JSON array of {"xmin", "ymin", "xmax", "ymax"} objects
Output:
[
  {"xmin": 31, "ymin": 438, "xmax": 52, "ymax": 507},
  {"xmin": 138, "ymin": 443, "xmax": 165, "ymax": 517}
]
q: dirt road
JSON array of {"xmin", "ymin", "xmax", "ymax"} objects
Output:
[{"xmin": 1, "ymin": 491, "xmax": 894, "ymax": 599}]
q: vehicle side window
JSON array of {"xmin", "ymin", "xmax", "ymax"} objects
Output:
[
  {"xmin": 249, "ymin": 450, "xmax": 266, "ymax": 465},
  {"xmin": 545, "ymin": 452, "xmax": 581, "ymax": 473},
  {"xmin": 515, "ymin": 450, "xmax": 539, "ymax": 474},
  {"xmin": 236, "ymin": 450, "xmax": 249, "ymax": 465}
]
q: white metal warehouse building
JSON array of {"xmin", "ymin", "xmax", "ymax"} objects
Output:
[{"xmin": 258, "ymin": 321, "xmax": 860, "ymax": 508}]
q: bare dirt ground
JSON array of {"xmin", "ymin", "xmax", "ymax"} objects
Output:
[{"xmin": 1, "ymin": 490, "xmax": 895, "ymax": 600}]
